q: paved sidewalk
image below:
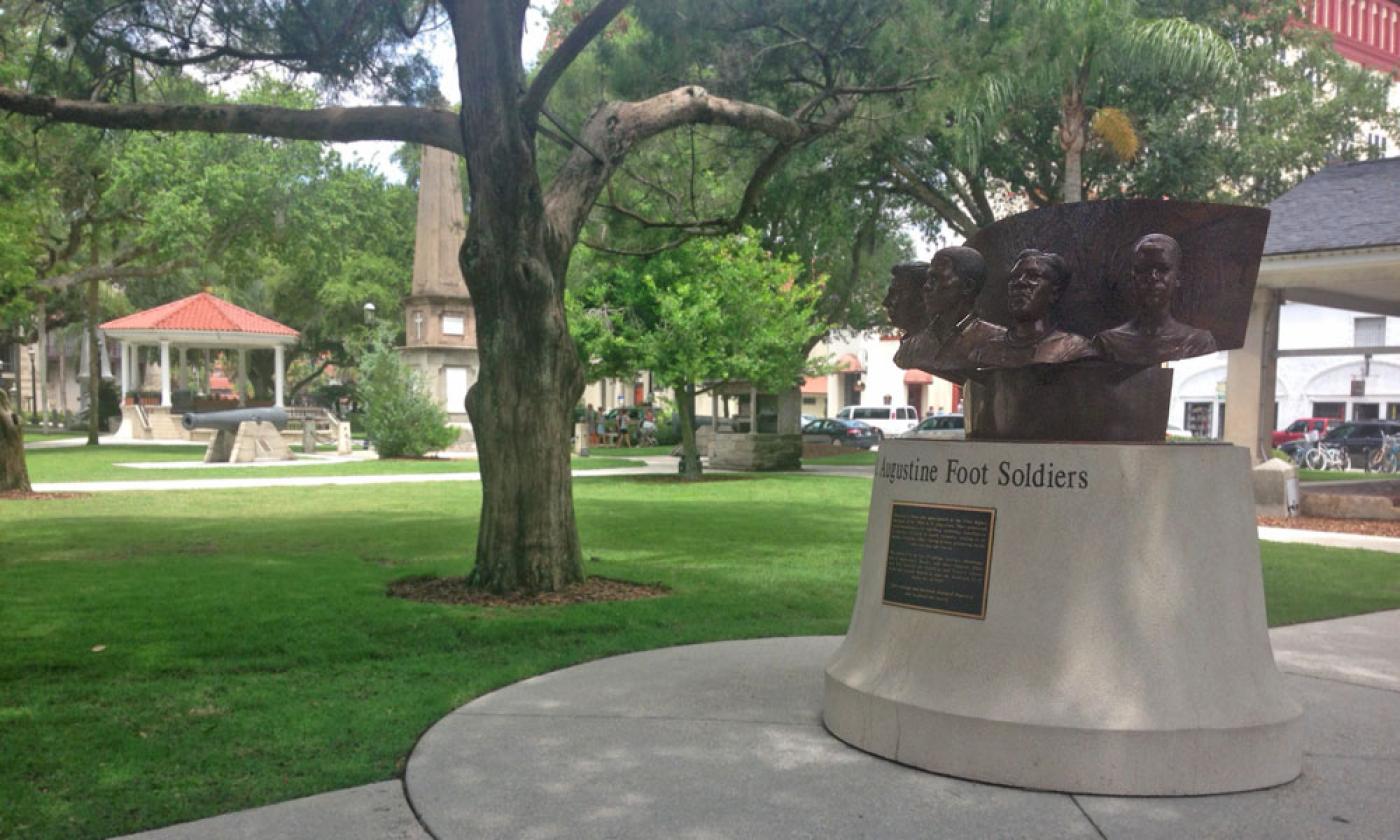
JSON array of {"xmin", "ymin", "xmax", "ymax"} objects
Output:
[
  {"xmin": 1258, "ymin": 525, "xmax": 1400, "ymax": 553},
  {"xmin": 119, "ymin": 611, "xmax": 1400, "ymax": 839}
]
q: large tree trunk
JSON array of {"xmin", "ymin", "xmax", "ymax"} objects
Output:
[
  {"xmin": 455, "ymin": 0, "xmax": 585, "ymax": 593},
  {"xmin": 462, "ymin": 247, "xmax": 586, "ymax": 593},
  {"xmin": 676, "ymin": 382, "xmax": 703, "ymax": 480},
  {"xmin": 0, "ymin": 388, "xmax": 32, "ymax": 493},
  {"xmin": 85, "ymin": 277, "xmax": 101, "ymax": 446}
]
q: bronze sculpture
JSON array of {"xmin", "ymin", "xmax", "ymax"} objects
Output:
[
  {"xmin": 878, "ymin": 200, "xmax": 1269, "ymax": 442},
  {"xmin": 1094, "ymin": 233, "xmax": 1218, "ymax": 364},
  {"xmin": 970, "ymin": 250, "xmax": 1095, "ymax": 368},
  {"xmin": 902, "ymin": 246, "xmax": 1005, "ymax": 374},
  {"xmin": 885, "ymin": 262, "xmax": 931, "ymax": 369}
]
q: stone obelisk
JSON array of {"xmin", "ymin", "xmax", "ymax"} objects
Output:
[{"xmin": 399, "ymin": 145, "xmax": 478, "ymax": 445}]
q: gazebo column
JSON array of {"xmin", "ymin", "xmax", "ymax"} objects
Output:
[
  {"xmin": 175, "ymin": 346, "xmax": 185, "ymax": 394},
  {"xmin": 119, "ymin": 342, "xmax": 130, "ymax": 398},
  {"xmin": 237, "ymin": 348, "xmax": 248, "ymax": 407},
  {"xmin": 159, "ymin": 340, "xmax": 172, "ymax": 407},
  {"xmin": 274, "ymin": 345, "xmax": 286, "ymax": 408}
]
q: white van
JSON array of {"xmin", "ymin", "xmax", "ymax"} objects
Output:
[{"xmin": 834, "ymin": 405, "xmax": 920, "ymax": 438}]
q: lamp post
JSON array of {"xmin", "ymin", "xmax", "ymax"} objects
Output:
[{"xmin": 363, "ymin": 302, "xmax": 376, "ymax": 325}]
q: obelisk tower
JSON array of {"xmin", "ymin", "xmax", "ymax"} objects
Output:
[{"xmin": 400, "ymin": 145, "xmax": 478, "ymax": 433}]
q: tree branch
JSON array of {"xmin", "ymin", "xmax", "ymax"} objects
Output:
[
  {"xmin": 0, "ymin": 88, "xmax": 463, "ymax": 153},
  {"xmin": 885, "ymin": 156, "xmax": 979, "ymax": 238},
  {"xmin": 41, "ymin": 254, "xmax": 191, "ymax": 291},
  {"xmin": 521, "ymin": 0, "xmax": 631, "ymax": 122},
  {"xmin": 581, "ymin": 235, "xmax": 694, "ymax": 256},
  {"xmin": 544, "ymin": 86, "xmax": 856, "ymax": 256}
]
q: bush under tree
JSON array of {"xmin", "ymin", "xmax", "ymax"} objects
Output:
[{"xmin": 357, "ymin": 341, "xmax": 457, "ymax": 459}]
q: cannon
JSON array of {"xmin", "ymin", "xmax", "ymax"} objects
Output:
[
  {"xmin": 183, "ymin": 407, "xmax": 293, "ymax": 463},
  {"xmin": 182, "ymin": 407, "xmax": 288, "ymax": 432}
]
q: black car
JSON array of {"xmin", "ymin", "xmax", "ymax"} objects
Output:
[
  {"xmin": 1279, "ymin": 420, "xmax": 1400, "ymax": 460},
  {"xmin": 802, "ymin": 418, "xmax": 878, "ymax": 449}
]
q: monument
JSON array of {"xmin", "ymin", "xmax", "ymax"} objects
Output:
[
  {"xmin": 823, "ymin": 199, "xmax": 1302, "ymax": 795},
  {"xmin": 399, "ymin": 145, "xmax": 478, "ymax": 447}
]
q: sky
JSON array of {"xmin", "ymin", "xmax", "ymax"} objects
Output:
[{"xmin": 334, "ymin": 4, "xmax": 553, "ymax": 182}]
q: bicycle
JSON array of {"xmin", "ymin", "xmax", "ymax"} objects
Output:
[
  {"xmin": 1293, "ymin": 438, "xmax": 1346, "ymax": 471},
  {"xmin": 1312, "ymin": 443, "xmax": 1350, "ymax": 471},
  {"xmin": 1367, "ymin": 431, "xmax": 1400, "ymax": 473}
]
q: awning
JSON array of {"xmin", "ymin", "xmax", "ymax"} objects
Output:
[
  {"xmin": 800, "ymin": 376, "xmax": 827, "ymax": 395},
  {"xmin": 903, "ymin": 369, "xmax": 933, "ymax": 385},
  {"xmin": 836, "ymin": 353, "xmax": 863, "ymax": 373}
]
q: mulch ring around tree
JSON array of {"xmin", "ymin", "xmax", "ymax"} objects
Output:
[
  {"xmin": 0, "ymin": 491, "xmax": 89, "ymax": 501},
  {"xmin": 387, "ymin": 575, "xmax": 670, "ymax": 607},
  {"xmin": 1259, "ymin": 516, "xmax": 1400, "ymax": 539}
]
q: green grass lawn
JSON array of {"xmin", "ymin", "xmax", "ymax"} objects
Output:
[
  {"xmin": 804, "ymin": 449, "xmax": 879, "ymax": 466},
  {"xmin": 2, "ymin": 476, "xmax": 1398, "ymax": 837},
  {"xmin": 20, "ymin": 431, "xmax": 87, "ymax": 443},
  {"xmin": 23, "ymin": 444, "xmax": 642, "ymax": 483}
]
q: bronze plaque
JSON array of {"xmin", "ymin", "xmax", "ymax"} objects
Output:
[{"xmin": 882, "ymin": 503, "xmax": 995, "ymax": 619}]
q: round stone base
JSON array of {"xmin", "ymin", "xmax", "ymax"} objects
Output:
[{"xmin": 823, "ymin": 439, "xmax": 1302, "ymax": 796}]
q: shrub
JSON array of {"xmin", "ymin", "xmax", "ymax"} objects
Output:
[{"xmin": 357, "ymin": 342, "xmax": 458, "ymax": 458}]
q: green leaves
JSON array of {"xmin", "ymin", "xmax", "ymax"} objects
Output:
[
  {"xmin": 570, "ymin": 232, "xmax": 826, "ymax": 395},
  {"xmin": 356, "ymin": 334, "xmax": 458, "ymax": 459}
]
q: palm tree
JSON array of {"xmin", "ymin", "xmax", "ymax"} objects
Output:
[{"xmin": 962, "ymin": 0, "xmax": 1237, "ymax": 203}]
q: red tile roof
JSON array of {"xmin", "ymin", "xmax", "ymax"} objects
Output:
[{"xmin": 101, "ymin": 292, "xmax": 299, "ymax": 337}]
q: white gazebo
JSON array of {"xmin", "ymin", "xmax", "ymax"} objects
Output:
[{"xmin": 101, "ymin": 292, "xmax": 300, "ymax": 439}]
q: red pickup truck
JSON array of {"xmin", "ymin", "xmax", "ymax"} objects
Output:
[{"xmin": 1271, "ymin": 418, "xmax": 1339, "ymax": 448}]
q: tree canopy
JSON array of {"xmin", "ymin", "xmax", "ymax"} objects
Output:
[{"xmin": 570, "ymin": 232, "xmax": 826, "ymax": 477}]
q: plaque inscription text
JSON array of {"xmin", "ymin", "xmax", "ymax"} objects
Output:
[{"xmin": 882, "ymin": 503, "xmax": 995, "ymax": 619}]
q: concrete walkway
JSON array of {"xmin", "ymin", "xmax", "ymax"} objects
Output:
[
  {"xmin": 29, "ymin": 455, "xmax": 878, "ymax": 493},
  {"xmin": 118, "ymin": 611, "xmax": 1400, "ymax": 839}
]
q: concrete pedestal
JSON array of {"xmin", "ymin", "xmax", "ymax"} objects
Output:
[{"xmin": 824, "ymin": 439, "xmax": 1302, "ymax": 796}]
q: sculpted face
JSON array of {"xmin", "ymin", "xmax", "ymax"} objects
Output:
[
  {"xmin": 883, "ymin": 277, "xmax": 924, "ymax": 332},
  {"xmin": 1007, "ymin": 256, "xmax": 1059, "ymax": 322},
  {"xmin": 1130, "ymin": 240, "xmax": 1180, "ymax": 316},
  {"xmin": 922, "ymin": 254, "xmax": 966, "ymax": 321}
]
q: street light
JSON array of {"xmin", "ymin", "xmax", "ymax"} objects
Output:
[{"xmin": 363, "ymin": 302, "xmax": 377, "ymax": 324}]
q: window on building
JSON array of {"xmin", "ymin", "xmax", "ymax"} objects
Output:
[
  {"xmin": 1354, "ymin": 316, "xmax": 1385, "ymax": 347},
  {"xmin": 1312, "ymin": 401, "xmax": 1346, "ymax": 420},
  {"xmin": 1354, "ymin": 402, "xmax": 1380, "ymax": 420},
  {"xmin": 1184, "ymin": 402, "xmax": 1213, "ymax": 438},
  {"xmin": 441, "ymin": 314, "xmax": 465, "ymax": 336}
]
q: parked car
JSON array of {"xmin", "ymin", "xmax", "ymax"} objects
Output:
[
  {"xmin": 1271, "ymin": 417, "xmax": 1340, "ymax": 448},
  {"xmin": 802, "ymin": 418, "xmax": 878, "ymax": 449},
  {"xmin": 900, "ymin": 413, "xmax": 966, "ymax": 440},
  {"xmin": 834, "ymin": 405, "xmax": 919, "ymax": 438},
  {"xmin": 1278, "ymin": 420, "xmax": 1400, "ymax": 462}
]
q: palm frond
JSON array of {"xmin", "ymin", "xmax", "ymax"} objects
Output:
[{"xmin": 1117, "ymin": 17, "xmax": 1238, "ymax": 85}]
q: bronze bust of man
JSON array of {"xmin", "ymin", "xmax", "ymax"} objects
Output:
[
  {"xmin": 972, "ymin": 249, "xmax": 1094, "ymax": 368},
  {"xmin": 885, "ymin": 262, "xmax": 932, "ymax": 369},
  {"xmin": 1095, "ymin": 233, "xmax": 1218, "ymax": 364},
  {"xmin": 902, "ymin": 246, "xmax": 1005, "ymax": 375}
]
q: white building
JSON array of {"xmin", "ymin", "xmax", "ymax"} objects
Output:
[
  {"xmin": 1172, "ymin": 305, "xmax": 1400, "ymax": 439},
  {"xmin": 804, "ymin": 330, "xmax": 959, "ymax": 419}
]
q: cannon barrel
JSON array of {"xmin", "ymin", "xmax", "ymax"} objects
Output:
[{"xmin": 182, "ymin": 407, "xmax": 288, "ymax": 432}]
